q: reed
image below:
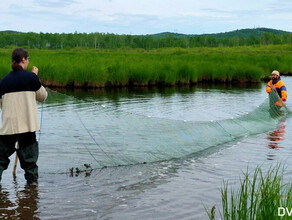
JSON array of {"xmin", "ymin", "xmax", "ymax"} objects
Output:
[
  {"xmin": 0, "ymin": 45, "xmax": 291, "ymax": 87},
  {"xmin": 207, "ymin": 164, "xmax": 292, "ymax": 220}
]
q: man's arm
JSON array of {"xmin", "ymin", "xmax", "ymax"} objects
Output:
[
  {"xmin": 31, "ymin": 66, "xmax": 48, "ymax": 102},
  {"xmin": 266, "ymin": 81, "xmax": 272, "ymax": 93},
  {"xmin": 280, "ymin": 87, "xmax": 287, "ymax": 103},
  {"xmin": 36, "ymin": 86, "xmax": 48, "ymax": 102}
]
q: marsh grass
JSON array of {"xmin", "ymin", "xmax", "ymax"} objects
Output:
[
  {"xmin": 208, "ymin": 164, "xmax": 292, "ymax": 220},
  {"xmin": 0, "ymin": 45, "xmax": 291, "ymax": 87}
]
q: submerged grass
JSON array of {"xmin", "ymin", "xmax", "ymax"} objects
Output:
[
  {"xmin": 208, "ymin": 164, "xmax": 292, "ymax": 220},
  {"xmin": 0, "ymin": 45, "xmax": 291, "ymax": 87}
]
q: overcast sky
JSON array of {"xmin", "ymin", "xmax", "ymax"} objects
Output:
[{"xmin": 0, "ymin": 0, "xmax": 291, "ymax": 35}]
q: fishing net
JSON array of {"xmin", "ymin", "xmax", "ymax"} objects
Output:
[{"xmin": 37, "ymin": 88, "xmax": 291, "ymax": 174}]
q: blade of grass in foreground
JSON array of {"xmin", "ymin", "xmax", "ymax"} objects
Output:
[{"xmin": 208, "ymin": 164, "xmax": 292, "ymax": 220}]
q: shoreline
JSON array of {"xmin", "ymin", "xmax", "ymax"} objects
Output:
[
  {"xmin": 42, "ymin": 75, "xmax": 292, "ymax": 89},
  {"xmin": 42, "ymin": 80, "xmax": 259, "ymax": 89},
  {"xmin": 42, "ymin": 78, "xmax": 266, "ymax": 89}
]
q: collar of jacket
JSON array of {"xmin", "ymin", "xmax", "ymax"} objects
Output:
[{"xmin": 272, "ymin": 77, "xmax": 281, "ymax": 85}]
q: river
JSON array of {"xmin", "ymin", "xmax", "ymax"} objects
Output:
[{"xmin": 1, "ymin": 77, "xmax": 292, "ymax": 219}]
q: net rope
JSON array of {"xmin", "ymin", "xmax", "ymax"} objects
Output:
[{"xmin": 37, "ymin": 88, "xmax": 291, "ymax": 174}]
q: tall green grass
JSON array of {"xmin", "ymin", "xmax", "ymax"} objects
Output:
[
  {"xmin": 0, "ymin": 45, "xmax": 291, "ymax": 87},
  {"xmin": 207, "ymin": 164, "xmax": 292, "ymax": 220}
]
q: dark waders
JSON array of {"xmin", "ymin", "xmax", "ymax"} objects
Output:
[{"xmin": 0, "ymin": 132, "xmax": 38, "ymax": 184}]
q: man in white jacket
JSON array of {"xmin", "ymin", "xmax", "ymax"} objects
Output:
[{"xmin": 0, "ymin": 48, "xmax": 47, "ymax": 184}]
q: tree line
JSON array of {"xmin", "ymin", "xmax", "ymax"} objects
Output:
[{"xmin": 0, "ymin": 31, "xmax": 291, "ymax": 49}]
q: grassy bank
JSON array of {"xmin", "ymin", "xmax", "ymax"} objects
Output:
[
  {"xmin": 207, "ymin": 165, "xmax": 292, "ymax": 220},
  {"xmin": 0, "ymin": 45, "xmax": 292, "ymax": 88}
]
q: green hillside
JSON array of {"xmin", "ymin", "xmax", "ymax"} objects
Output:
[
  {"xmin": 148, "ymin": 28, "xmax": 291, "ymax": 39},
  {"xmin": 202, "ymin": 28, "xmax": 291, "ymax": 38},
  {"xmin": 0, "ymin": 30, "xmax": 19, "ymax": 33}
]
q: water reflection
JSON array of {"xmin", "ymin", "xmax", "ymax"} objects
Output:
[
  {"xmin": 266, "ymin": 120, "xmax": 286, "ymax": 160},
  {"xmin": 0, "ymin": 178, "xmax": 39, "ymax": 220},
  {"xmin": 267, "ymin": 120, "xmax": 286, "ymax": 149},
  {"xmin": 45, "ymin": 82, "xmax": 266, "ymax": 125},
  {"xmin": 52, "ymin": 83, "xmax": 262, "ymax": 102}
]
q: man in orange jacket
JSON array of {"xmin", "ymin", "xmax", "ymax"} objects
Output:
[{"xmin": 266, "ymin": 70, "xmax": 287, "ymax": 106}]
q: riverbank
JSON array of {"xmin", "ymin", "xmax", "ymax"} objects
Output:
[{"xmin": 0, "ymin": 45, "xmax": 291, "ymax": 88}]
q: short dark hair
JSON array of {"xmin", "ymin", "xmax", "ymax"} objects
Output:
[{"xmin": 11, "ymin": 48, "xmax": 29, "ymax": 71}]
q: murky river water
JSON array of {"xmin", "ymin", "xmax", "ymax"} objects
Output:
[{"xmin": 1, "ymin": 77, "xmax": 292, "ymax": 219}]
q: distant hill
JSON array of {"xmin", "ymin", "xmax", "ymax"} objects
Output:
[
  {"xmin": 148, "ymin": 28, "xmax": 291, "ymax": 39},
  {"xmin": 148, "ymin": 32, "xmax": 193, "ymax": 38},
  {"xmin": 202, "ymin": 28, "xmax": 291, "ymax": 38},
  {"xmin": 0, "ymin": 30, "xmax": 20, "ymax": 33}
]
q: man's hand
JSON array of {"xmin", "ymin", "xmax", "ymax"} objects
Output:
[{"xmin": 32, "ymin": 66, "xmax": 38, "ymax": 75}]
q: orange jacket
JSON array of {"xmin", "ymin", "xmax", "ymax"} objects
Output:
[{"xmin": 266, "ymin": 78, "xmax": 287, "ymax": 102}]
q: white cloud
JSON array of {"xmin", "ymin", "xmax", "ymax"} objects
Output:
[
  {"xmin": 33, "ymin": 0, "xmax": 77, "ymax": 8},
  {"xmin": 0, "ymin": 0, "xmax": 291, "ymax": 34}
]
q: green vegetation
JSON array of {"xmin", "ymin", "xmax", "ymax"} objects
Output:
[
  {"xmin": 0, "ymin": 28, "xmax": 291, "ymax": 49},
  {"xmin": 0, "ymin": 45, "xmax": 291, "ymax": 88},
  {"xmin": 0, "ymin": 28, "xmax": 291, "ymax": 88},
  {"xmin": 207, "ymin": 165, "xmax": 292, "ymax": 220}
]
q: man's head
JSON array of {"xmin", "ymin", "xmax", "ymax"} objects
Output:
[
  {"xmin": 11, "ymin": 48, "xmax": 29, "ymax": 71},
  {"xmin": 271, "ymin": 70, "xmax": 280, "ymax": 80}
]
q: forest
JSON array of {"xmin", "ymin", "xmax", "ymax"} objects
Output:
[{"xmin": 0, "ymin": 28, "xmax": 291, "ymax": 50}]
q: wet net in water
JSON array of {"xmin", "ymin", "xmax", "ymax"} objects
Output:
[{"xmin": 38, "ymin": 88, "xmax": 291, "ymax": 174}]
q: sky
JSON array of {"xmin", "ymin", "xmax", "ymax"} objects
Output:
[{"xmin": 0, "ymin": 0, "xmax": 291, "ymax": 35}]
